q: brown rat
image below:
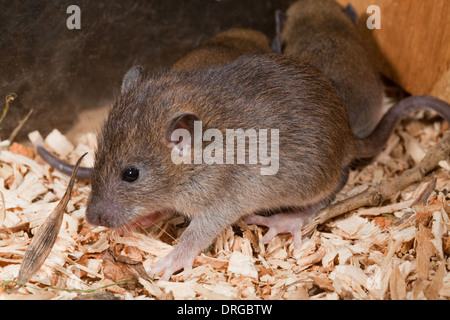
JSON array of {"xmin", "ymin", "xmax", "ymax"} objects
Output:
[
  {"xmin": 171, "ymin": 28, "xmax": 271, "ymax": 71},
  {"xmin": 278, "ymin": 0, "xmax": 384, "ymax": 138},
  {"xmin": 86, "ymin": 54, "xmax": 450, "ymax": 280},
  {"xmin": 34, "ymin": 55, "xmax": 450, "ymax": 280},
  {"xmin": 86, "ymin": 53, "xmax": 356, "ymax": 279}
]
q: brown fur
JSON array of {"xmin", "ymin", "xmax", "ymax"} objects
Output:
[
  {"xmin": 86, "ymin": 53, "xmax": 354, "ymax": 277},
  {"xmin": 35, "ymin": 28, "xmax": 271, "ymax": 179},
  {"xmin": 171, "ymin": 28, "xmax": 271, "ymax": 71},
  {"xmin": 279, "ymin": 0, "xmax": 450, "ymax": 158},
  {"xmin": 280, "ymin": 0, "xmax": 384, "ymax": 138}
]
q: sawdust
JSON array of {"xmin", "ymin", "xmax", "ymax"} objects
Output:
[{"xmin": 0, "ymin": 100, "xmax": 449, "ymax": 300}]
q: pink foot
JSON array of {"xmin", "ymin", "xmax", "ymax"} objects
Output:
[
  {"xmin": 147, "ymin": 218, "xmax": 206, "ymax": 280},
  {"xmin": 147, "ymin": 209, "xmax": 248, "ymax": 281},
  {"xmin": 245, "ymin": 212, "xmax": 311, "ymax": 248},
  {"xmin": 148, "ymin": 249, "xmax": 195, "ymax": 281}
]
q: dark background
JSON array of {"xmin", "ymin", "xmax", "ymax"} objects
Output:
[{"xmin": 0, "ymin": 0, "xmax": 294, "ymax": 140}]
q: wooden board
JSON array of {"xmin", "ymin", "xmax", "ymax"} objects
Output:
[{"xmin": 335, "ymin": 0, "xmax": 450, "ymax": 103}]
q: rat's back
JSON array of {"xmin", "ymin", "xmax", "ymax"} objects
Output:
[
  {"xmin": 281, "ymin": 0, "xmax": 383, "ymax": 138},
  {"xmin": 171, "ymin": 28, "xmax": 271, "ymax": 72}
]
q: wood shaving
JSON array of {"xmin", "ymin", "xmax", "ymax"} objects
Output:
[{"xmin": 0, "ymin": 104, "xmax": 449, "ymax": 300}]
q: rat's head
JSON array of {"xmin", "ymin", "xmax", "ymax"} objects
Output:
[{"xmin": 85, "ymin": 66, "xmax": 207, "ymax": 229}]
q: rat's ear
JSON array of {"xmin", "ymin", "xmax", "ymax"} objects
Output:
[
  {"xmin": 121, "ymin": 65, "xmax": 144, "ymax": 95},
  {"xmin": 344, "ymin": 4, "xmax": 358, "ymax": 25},
  {"xmin": 163, "ymin": 113, "xmax": 200, "ymax": 148}
]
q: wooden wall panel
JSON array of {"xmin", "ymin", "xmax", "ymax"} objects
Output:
[{"xmin": 335, "ymin": 0, "xmax": 450, "ymax": 103}]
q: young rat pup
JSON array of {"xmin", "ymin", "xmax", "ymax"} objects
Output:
[
  {"xmin": 34, "ymin": 55, "xmax": 450, "ymax": 280},
  {"xmin": 86, "ymin": 53, "xmax": 358, "ymax": 280},
  {"xmin": 171, "ymin": 28, "xmax": 271, "ymax": 71},
  {"xmin": 278, "ymin": 0, "xmax": 384, "ymax": 138},
  {"xmin": 87, "ymin": 52, "xmax": 450, "ymax": 281}
]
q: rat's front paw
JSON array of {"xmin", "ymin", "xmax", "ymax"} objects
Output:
[{"xmin": 148, "ymin": 250, "xmax": 195, "ymax": 281}]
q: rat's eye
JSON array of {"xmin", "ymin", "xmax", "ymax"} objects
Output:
[{"xmin": 122, "ymin": 167, "xmax": 139, "ymax": 183}]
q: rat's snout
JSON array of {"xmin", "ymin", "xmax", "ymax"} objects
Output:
[{"xmin": 85, "ymin": 196, "xmax": 125, "ymax": 229}]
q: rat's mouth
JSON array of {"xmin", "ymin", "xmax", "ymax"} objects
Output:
[{"xmin": 125, "ymin": 211, "xmax": 172, "ymax": 231}]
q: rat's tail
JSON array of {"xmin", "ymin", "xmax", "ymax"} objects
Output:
[
  {"xmin": 29, "ymin": 132, "xmax": 92, "ymax": 180},
  {"xmin": 356, "ymin": 95, "xmax": 450, "ymax": 159}
]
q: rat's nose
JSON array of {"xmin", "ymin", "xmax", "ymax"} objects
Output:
[
  {"xmin": 85, "ymin": 206, "xmax": 103, "ymax": 226},
  {"xmin": 85, "ymin": 198, "xmax": 123, "ymax": 228},
  {"xmin": 85, "ymin": 205, "xmax": 108, "ymax": 227}
]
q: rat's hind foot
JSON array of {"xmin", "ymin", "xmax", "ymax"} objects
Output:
[
  {"xmin": 245, "ymin": 212, "xmax": 307, "ymax": 248},
  {"xmin": 244, "ymin": 201, "xmax": 327, "ymax": 248}
]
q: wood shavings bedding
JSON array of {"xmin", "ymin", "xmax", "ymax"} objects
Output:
[{"xmin": 0, "ymin": 105, "xmax": 449, "ymax": 300}]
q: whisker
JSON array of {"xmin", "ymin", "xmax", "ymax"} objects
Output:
[
  {"xmin": 156, "ymin": 221, "xmax": 176, "ymax": 242},
  {"xmin": 134, "ymin": 221, "xmax": 152, "ymax": 237},
  {"xmin": 135, "ymin": 218, "xmax": 176, "ymax": 243},
  {"xmin": 108, "ymin": 212, "xmax": 178, "ymax": 256},
  {"xmin": 123, "ymin": 224, "xmax": 142, "ymax": 257}
]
